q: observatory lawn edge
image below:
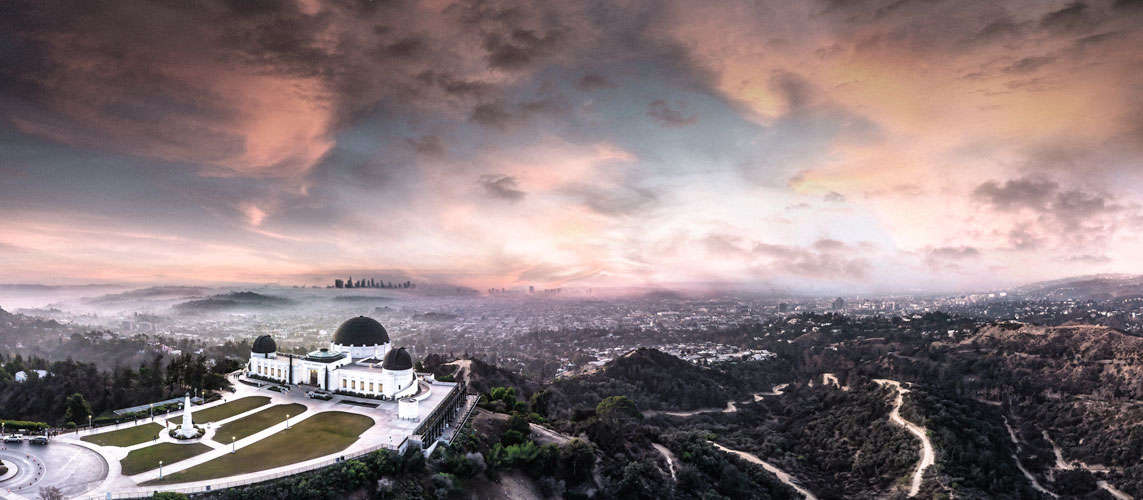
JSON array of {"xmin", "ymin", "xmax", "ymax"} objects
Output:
[
  {"xmin": 145, "ymin": 411, "xmax": 374, "ymax": 484},
  {"xmin": 168, "ymin": 396, "xmax": 271, "ymax": 424},
  {"xmin": 81, "ymin": 422, "xmax": 164, "ymax": 447},
  {"xmin": 211, "ymin": 403, "xmax": 307, "ymax": 444},
  {"xmin": 120, "ymin": 442, "xmax": 213, "ymax": 476}
]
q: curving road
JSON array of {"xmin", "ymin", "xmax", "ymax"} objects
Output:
[
  {"xmin": 0, "ymin": 441, "xmax": 108, "ymax": 498},
  {"xmin": 873, "ymin": 379, "xmax": 934, "ymax": 498}
]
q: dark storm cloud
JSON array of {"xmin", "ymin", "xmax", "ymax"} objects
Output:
[
  {"xmin": 646, "ymin": 100, "xmax": 696, "ymax": 127},
  {"xmin": 406, "ymin": 135, "xmax": 445, "ymax": 157},
  {"xmin": 1039, "ymin": 2, "xmax": 1095, "ymax": 34},
  {"xmin": 483, "ymin": 29, "xmax": 563, "ymax": 70},
  {"xmin": 478, "ymin": 175, "xmax": 526, "ymax": 202},
  {"xmin": 576, "ymin": 74, "xmax": 614, "ymax": 91}
]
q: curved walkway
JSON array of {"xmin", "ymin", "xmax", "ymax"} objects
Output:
[
  {"xmin": 873, "ymin": 379, "xmax": 934, "ymax": 498},
  {"xmin": 61, "ymin": 372, "xmax": 459, "ymax": 499}
]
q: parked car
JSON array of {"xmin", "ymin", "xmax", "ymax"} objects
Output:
[
  {"xmin": 30, "ymin": 436, "xmax": 48, "ymax": 445},
  {"xmin": 3, "ymin": 434, "xmax": 22, "ymax": 443},
  {"xmin": 307, "ymin": 390, "xmax": 332, "ymax": 400}
]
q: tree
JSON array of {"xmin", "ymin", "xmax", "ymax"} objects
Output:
[
  {"xmin": 560, "ymin": 439, "xmax": 595, "ymax": 482},
  {"xmin": 63, "ymin": 393, "xmax": 92, "ymax": 425},
  {"xmin": 596, "ymin": 396, "xmax": 641, "ymax": 422},
  {"xmin": 38, "ymin": 487, "xmax": 64, "ymax": 500}
]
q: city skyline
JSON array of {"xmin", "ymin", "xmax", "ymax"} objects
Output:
[{"xmin": 2, "ymin": 0, "xmax": 1142, "ymax": 292}]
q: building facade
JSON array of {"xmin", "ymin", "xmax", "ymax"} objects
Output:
[{"xmin": 246, "ymin": 316, "xmax": 419, "ymax": 400}]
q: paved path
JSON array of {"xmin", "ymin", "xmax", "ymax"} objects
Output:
[
  {"xmin": 0, "ymin": 441, "xmax": 107, "ymax": 498},
  {"xmin": 58, "ymin": 372, "xmax": 457, "ymax": 498},
  {"xmin": 873, "ymin": 379, "xmax": 934, "ymax": 498}
]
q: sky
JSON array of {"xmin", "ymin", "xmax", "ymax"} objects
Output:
[{"xmin": 1, "ymin": 0, "xmax": 1141, "ymax": 293}]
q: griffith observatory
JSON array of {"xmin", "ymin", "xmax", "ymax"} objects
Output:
[{"xmin": 246, "ymin": 316, "xmax": 418, "ymax": 399}]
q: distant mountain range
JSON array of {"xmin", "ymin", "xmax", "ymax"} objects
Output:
[
  {"xmin": 1013, "ymin": 274, "xmax": 1143, "ymax": 300},
  {"xmin": 173, "ymin": 291, "xmax": 294, "ymax": 312},
  {"xmin": 84, "ymin": 286, "xmax": 209, "ymax": 304}
]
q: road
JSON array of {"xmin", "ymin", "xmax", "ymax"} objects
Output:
[
  {"xmin": 0, "ymin": 441, "xmax": 107, "ymax": 498},
  {"xmin": 873, "ymin": 379, "xmax": 934, "ymax": 498}
]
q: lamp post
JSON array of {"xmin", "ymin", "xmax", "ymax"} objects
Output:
[
  {"xmin": 158, "ymin": 460, "xmax": 163, "ymax": 480},
  {"xmin": 231, "ymin": 436, "xmax": 236, "ymax": 454},
  {"xmin": 285, "ymin": 414, "xmax": 290, "ymax": 429},
  {"xmin": 88, "ymin": 414, "xmax": 92, "ymax": 432}
]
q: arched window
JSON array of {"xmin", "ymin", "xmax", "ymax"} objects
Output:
[{"xmin": 342, "ymin": 379, "xmax": 347, "ymax": 388}]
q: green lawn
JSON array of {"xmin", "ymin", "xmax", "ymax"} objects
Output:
[
  {"xmin": 120, "ymin": 442, "xmax": 212, "ymax": 476},
  {"xmin": 211, "ymin": 403, "xmax": 307, "ymax": 444},
  {"xmin": 145, "ymin": 411, "xmax": 374, "ymax": 484},
  {"xmin": 81, "ymin": 422, "xmax": 164, "ymax": 447},
  {"xmin": 167, "ymin": 396, "xmax": 270, "ymax": 424}
]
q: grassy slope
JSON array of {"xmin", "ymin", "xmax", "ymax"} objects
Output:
[
  {"xmin": 168, "ymin": 396, "xmax": 271, "ymax": 424},
  {"xmin": 120, "ymin": 442, "xmax": 212, "ymax": 475},
  {"xmin": 81, "ymin": 422, "xmax": 164, "ymax": 447},
  {"xmin": 211, "ymin": 403, "xmax": 307, "ymax": 443},
  {"xmin": 145, "ymin": 411, "xmax": 374, "ymax": 484}
]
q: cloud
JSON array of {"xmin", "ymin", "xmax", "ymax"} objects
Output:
[
  {"xmin": 563, "ymin": 184, "xmax": 658, "ymax": 216},
  {"xmin": 646, "ymin": 100, "xmax": 697, "ymax": 127},
  {"xmin": 576, "ymin": 74, "xmax": 614, "ymax": 91},
  {"xmin": 407, "ymin": 135, "xmax": 445, "ymax": 157},
  {"xmin": 478, "ymin": 175, "xmax": 526, "ymax": 202},
  {"xmin": 1003, "ymin": 56, "xmax": 1057, "ymax": 74},
  {"xmin": 1039, "ymin": 2, "xmax": 1094, "ymax": 34},
  {"xmin": 823, "ymin": 191, "xmax": 846, "ymax": 202},
  {"xmin": 972, "ymin": 177, "xmax": 1059, "ymax": 211}
]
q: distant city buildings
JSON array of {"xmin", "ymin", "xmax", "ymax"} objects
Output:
[{"xmin": 332, "ymin": 277, "xmax": 414, "ymax": 289}]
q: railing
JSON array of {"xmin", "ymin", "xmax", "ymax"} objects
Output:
[
  {"xmin": 86, "ymin": 388, "xmax": 475, "ymax": 499},
  {"xmin": 88, "ymin": 437, "xmax": 406, "ymax": 499}
]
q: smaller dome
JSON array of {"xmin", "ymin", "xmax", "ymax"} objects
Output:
[
  {"xmin": 252, "ymin": 335, "xmax": 277, "ymax": 354},
  {"xmin": 382, "ymin": 347, "xmax": 413, "ymax": 370}
]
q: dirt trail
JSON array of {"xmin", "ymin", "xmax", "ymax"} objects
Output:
[
  {"xmin": 873, "ymin": 379, "xmax": 934, "ymax": 498},
  {"xmin": 708, "ymin": 441, "xmax": 817, "ymax": 500},
  {"xmin": 1002, "ymin": 417, "xmax": 1057, "ymax": 498},
  {"xmin": 651, "ymin": 443, "xmax": 677, "ymax": 481},
  {"xmin": 1042, "ymin": 430, "xmax": 1132, "ymax": 500}
]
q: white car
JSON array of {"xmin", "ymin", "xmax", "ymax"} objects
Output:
[
  {"xmin": 3, "ymin": 434, "xmax": 22, "ymax": 443},
  {"xmin": 306, "ymin": 390, "xmax": 333, "ymax": 400}
]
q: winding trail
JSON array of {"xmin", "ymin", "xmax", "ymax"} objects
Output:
[
  {"xmin": 651, "ymin": 443, "xmax": 677, "ymax": 481},
  {"xmin": 873, "ymin": 379, "xmax": 934, "ymax": 498},
  {"xmin": 1002, "ymin": 417, "xmax": 1057, "ymax": 498},
  {"xmin": 1041, "ymin": 430, "xmax": 1132, "ymax": 500},
  {"xmin": 708, "ymin": 441, "xmax": 817, "ymax": 500}
]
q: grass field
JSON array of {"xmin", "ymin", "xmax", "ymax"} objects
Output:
[
  {"xmin": 167, "ymin": 396, "xmax": 270, "ymax": 424},
  {"xmin": 81, "ymin": 422, "xmax": 164, "ymax": 447},
  {"xmin": 120, "ymin": 442, "xmax": 212, "ymax": 475},
  {"xmin": 211, "ymin": 403, "xmax": 307, "ymax": 444},
  {"xmin": 145, "ymin": 411, "xmax": 374, "ymax": 484}
]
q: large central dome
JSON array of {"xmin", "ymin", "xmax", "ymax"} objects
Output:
[{"xmin": 332, "ymin": 316, "xmax": 390, "ymax": 346}]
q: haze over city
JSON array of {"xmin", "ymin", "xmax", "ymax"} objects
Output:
[{"xmin": 2, "ymin": 0, "xmax": 1141, "ymax": 293}]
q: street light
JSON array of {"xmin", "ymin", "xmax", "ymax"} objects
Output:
[
  {"xmin": 159, "ymin": 460, "xmax": 163, "ymax": 479},
  {"xmin": 231, "ymin": 436, "xmax": 236, "ymax": 454},
  {"xmin": 88, "ymin": 414, "xmax": 92, "ymax": 431},
  {"xmin": 285, "ymin": 414, "xmax": 290, "ymax": 429}
]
